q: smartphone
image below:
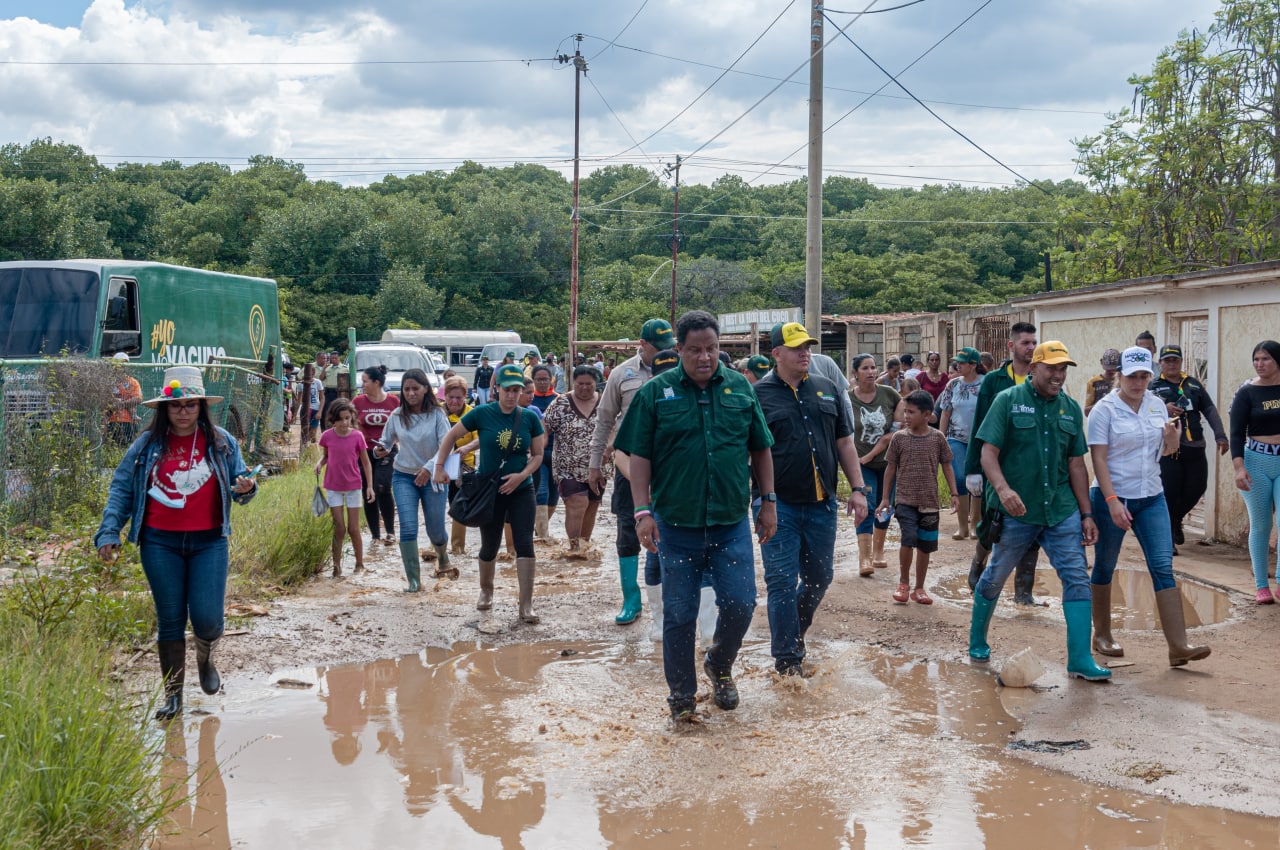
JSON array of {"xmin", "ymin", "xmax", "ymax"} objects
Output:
[{"xmin": 244, "ymin": 464, "xmax": 264, "ymax": 479}]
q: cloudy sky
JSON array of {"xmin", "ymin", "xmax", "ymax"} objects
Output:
[{"xmin": 3, "ymin": 0, "xmax": 1223, "ymax": 189}]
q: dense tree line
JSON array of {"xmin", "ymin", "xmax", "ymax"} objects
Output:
[{"xmin": 0, "ymin": 0, "xmax": 1275, "ymax": 353}]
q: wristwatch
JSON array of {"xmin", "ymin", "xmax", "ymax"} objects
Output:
[
  {"xmin": 762, "ymin": 492, "xmax": 777, "ymax": 503},
  {"xmin": 854, "ymin": 486, "xmax": 872, "ymax": 496}
]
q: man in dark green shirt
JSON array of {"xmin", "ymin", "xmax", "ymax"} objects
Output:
[
  {"xmin": 968, "ymin": 341, "xmax": 1111, "ymax": 682},
  {"xmin": 614, "ymin": 310, "xmax": 776, "ymax": 722}
]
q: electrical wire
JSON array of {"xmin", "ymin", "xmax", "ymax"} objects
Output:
[{"xmin": 588, "ymin": 0, "xmax": 651, "ymax": 62}]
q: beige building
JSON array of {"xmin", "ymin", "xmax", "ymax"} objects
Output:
[{"xmin": 1010, "ymin": 260, "xmax": 1280, "ymax": 547}]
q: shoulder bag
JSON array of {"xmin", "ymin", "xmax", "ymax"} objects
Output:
[{"xmin": 449, "ymin": 407, "xmax": 522, "ymax": 528}]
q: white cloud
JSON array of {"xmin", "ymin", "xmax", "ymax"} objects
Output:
[{"xmin": 0, "ymin": 0, "xmax": 1225, "ymax": 187}]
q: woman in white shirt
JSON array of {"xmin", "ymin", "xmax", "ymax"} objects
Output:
[
  {"xmin": 936, "ymin": 347, "xmax": 984, "ymax": 540},
  {"xmin": 1087, "ymin": 346, "xmax": 1209, "ymax": 667}
]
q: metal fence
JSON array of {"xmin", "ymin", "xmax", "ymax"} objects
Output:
[{"xmin": 0, "ymin": 358, "xmax": 284, "ymax": 521}]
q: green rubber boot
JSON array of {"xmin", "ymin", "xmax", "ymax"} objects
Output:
[
  {"xmin": 398, "ymin": 541, "xmax": 422, "ymax": 593},
  {"xmin": 969, "ymin": 593, "xmax": 997, "ymax": 662},
  {"xmin": 615, "ymin": 555, "xmax": 642, "ymax": 625},
  {"xmin": 1064, "ymin": 600, "xmax": 1112, "ymax": 681}
]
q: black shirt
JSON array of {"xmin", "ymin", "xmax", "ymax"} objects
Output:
[
  {"xmin": 1150, "ymin": 372, "xmax": 1224, "ymax": 448},
  {"xmin": 754, "ymin": 371, "xmax": 853, "ymax": 504},
  {"xmin": 473, "ymin": 364, "xmax": 494, "ymax": 390}
]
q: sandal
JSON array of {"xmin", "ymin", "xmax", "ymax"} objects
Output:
[
  {"xmin": 892, "ymin": 583, "xmax": 909, "ymax": 604},
  {"xmin": 952, "ymin": 530, "xmax": 969, "ymax": 540},
  {"xmin": 910, "ymin": 588, "xmax": 933, "ymax": 605}
]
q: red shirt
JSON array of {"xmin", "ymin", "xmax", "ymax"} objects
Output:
[
  {"xmin": 352, "ymin": 393, "xmax": 400, "ymax": 447},
  {"xmin": 145, "ymin": 430, "xmax": 222, "ymax": 531},
  {"xmin": 320, "ymin": 428, "xmax": 367, "ymax": 491}
]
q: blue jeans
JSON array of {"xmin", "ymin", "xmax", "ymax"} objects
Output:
[
  {"xmin": 856, "ymin": 465, "xmax": 894, "ymax": 535},
  {"xmin": 976, "ymin": 512, "xmax": 1091, "ymax": 603},
  {"xmin": 948, "ymin": 439, "xmax": 970, "ymax": 496},
  {"xmin": 535, "ymin": 453, "xmax": 559, "ymax": 509},
  {"xmin": 759, "ymin": 497, "xmax": 837, "ymax": 668},
  {"xmin": 1090, "ymin": 487, "xmax": 1175, "ymax": 591},
  {"xmin": 139, "ymin": 528, "xmax": 228, "ymax": 642},
  {"xmin": 656, "ymin": 516, "xmax": 757, "ymax": 705},
  {"xmin": 391, "ymin": 470, "xmax": 448, "ymax": 546},
  {"xmin": 475, "ymin": 387, "xmax": 490, "ymax": 404}
]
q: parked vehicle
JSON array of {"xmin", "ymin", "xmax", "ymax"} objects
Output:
[
  {"xmin": 354, "ymin": 341, "xmax": 436, "ymax": 394},
  {"xmin": 379, "ymin": 329, "xmax": 521, "ymax": 384},
  {"xmin": 479, "ymin": 342, "xmax": 541, "ymax": 368}
]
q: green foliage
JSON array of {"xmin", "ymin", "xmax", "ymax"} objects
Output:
[
  {"xmin": 228, "ymin": 454, "xmax": 333, "ymax": 593},
  {"xmin": 0, "ymin": 609, "xmax": 173, "ymax": 850}
]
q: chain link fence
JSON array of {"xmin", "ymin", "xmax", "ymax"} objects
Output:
[{"xmin": 0, "ymin": 357, "xmax": 284, "ymax": 528}]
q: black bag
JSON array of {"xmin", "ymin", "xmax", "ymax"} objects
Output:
[{"xmin": 448, "ymin": 407, "xmax": 522, "ymax": 528}]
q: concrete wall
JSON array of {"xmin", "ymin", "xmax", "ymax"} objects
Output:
[{"xmin": 1039, "ymin": 313, "xmax": 1158, "ymax": 404}]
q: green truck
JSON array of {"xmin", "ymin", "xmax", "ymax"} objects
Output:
[{"xmin": 0, "ymin": 260, "xmax": 284, "ymax": 434}]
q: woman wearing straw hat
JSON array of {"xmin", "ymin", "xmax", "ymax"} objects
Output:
[{"xmin": 94, "ymin": 366, "xmax": 259, "ymax": 721}]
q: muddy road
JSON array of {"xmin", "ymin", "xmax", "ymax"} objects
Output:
[{"xmin": 159, "ymin": 503, "xmax": 1280, "ymax": 848}]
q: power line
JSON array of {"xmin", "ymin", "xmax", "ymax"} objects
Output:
[
  {"xmin": 587, "ymin": 0, "xmax": 651, "ymax": 62},
  {"xmin": 0, "ymin": 57, "xmax": 558, "ymax": 67}
]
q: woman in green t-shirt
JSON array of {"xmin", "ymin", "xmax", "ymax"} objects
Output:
[{"xmin": 435, "ymin": 363, "xmax": 546, "ymax": 623}]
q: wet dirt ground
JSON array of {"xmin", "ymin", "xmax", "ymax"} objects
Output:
[{"xmin": 156, "ymin": 500, "xmax": 1280, "ymax": 848}]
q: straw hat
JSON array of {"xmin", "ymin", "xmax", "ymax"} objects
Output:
[{"xmin": 142, "ymin": 365, "xmax": 224, "ymax": 408}]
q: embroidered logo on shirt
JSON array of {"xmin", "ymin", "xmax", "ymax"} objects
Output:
[
  {"xmin": 663, "ymin": 387, "xmax": 675, "ymax": 399},
  {"xmin": 1012, "ymin": 403, "xmax": 1037, "ymax": 414}
]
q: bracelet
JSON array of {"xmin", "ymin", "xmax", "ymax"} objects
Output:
[
  {"xmin": 634, "ymin": 510, "xmax": 652, "ymax": 521},
  {"xmin": 1105, "ymin": 494, "xmax": 1120, "ymax": 503},
  {"xmin": 1080, "ymin": 513, "xmax": 1093, "ymax": 520},
  {"xmin": 634, "ymin": 504, "xmax": 651, "ymax": 514}
]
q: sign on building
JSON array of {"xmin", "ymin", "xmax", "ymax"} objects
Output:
[{"xmin": 718, "ymin": 307, "xmax": 804, "ymax": 335}]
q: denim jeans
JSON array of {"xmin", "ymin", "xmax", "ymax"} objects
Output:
[
  {"xmin": 656, "ymin": 516, "xmax": 757, "ymax": 705},
  {"xmin": 975, "ymin": 511, "xmax": 1091, "ymax": 603},
  {"xmin": 856, "ymin": 465, "xmax": 894, "ymax": 535},
  {"xmin": 139, "ymin": 528, "xmax": 228, "ymax": 642},
  {"xmin": 947, "ymin": 439, "xmax": 970, "ymax": 496},
  {"xmin": 1090, "ymin": 487, "xmax": 1175, "ymax": 591},
  {"xmin": 535, "ymin": 453, "xmax": 560, "ymax": 509},
  {"xmin": 759, "ymin": 497, "xmax": 837, "ymax": 668},
  {"xmin": 391, "ymin": 470, "xmax": 448, "ymax": 546}
]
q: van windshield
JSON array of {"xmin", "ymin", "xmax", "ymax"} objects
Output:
[
  {"xmin": 0, "ymin": 267, "xmax": 101, "ymax": 357},
  {"xmin": 356, "ymin": 349, "xmax": 427, "ymax": 373},
  {"xmin": 481, "ymin": 343, "xmax": 538, "ymax": 363}
]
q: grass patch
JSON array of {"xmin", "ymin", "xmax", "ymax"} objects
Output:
[
  {"xmin": 0, "ymin": 613, "xmax": 174, "ymax": 850},
  {"xmin": 229, "ymin": 448, "xmax": 332, "ymax": 595}
]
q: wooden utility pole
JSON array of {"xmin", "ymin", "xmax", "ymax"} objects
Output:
[
  {"xmin": 561, "ymin": 36, "xmax": 587, "ymax": 362},
  {"xmin": 666, "ymin": 155, "xmax": 681, "ymax": 324},
  {"xmin": 804, "ymin": 2, "xmax": 823, "ymax": 339}
]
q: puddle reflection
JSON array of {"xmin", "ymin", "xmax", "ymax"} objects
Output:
[
  {"xmin": 157, "ymin": 641, "xmax": 1275, "ymax": 849},
  {"xmin": 935, "ymin": 567, "xmax": 1232, "ymax": 628}
]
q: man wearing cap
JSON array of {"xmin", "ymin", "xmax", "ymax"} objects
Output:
[
  {"xmin": 106, "ymin": 352, "xmax": 142, "ymax": 446},
  {"xmin": 963, "ymin": 321, "xmax": 1041, "ymax": 604},
  {"xmin": 1150, "ymin": 344, "xmax": 1228, "ymax": 549},
  {"xmin": 744, "ymin": 354, "xmax": 772, "ymax": 384},
  {"xmin": 589, "ymin": 318, "xmax": 677, "ymax": 627},
  {"xmin": 473, "ymin": 355, "xmax": 493, "ymax": 405},
  {"xmin": 1084, "ymin": 348, "xmax": 1122, "ymax": 417},
  {"xmin": 968, "ymin": 341, "xmax": 1111, "ymax": 682},
  {"xmin": 754, "ymin": 322, "xmax": 869, "ymax": 676},
  {"xmin": 522, "ymin": 350, "xmax": 542, "ymax": 381},
  {"xmin": 614, "ymin": 310, "xmax": 777, "ymax": 721}
]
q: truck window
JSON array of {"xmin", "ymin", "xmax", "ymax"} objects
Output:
[
  {"xmin": 0, "ymin": 267, "xmax": 100, "ymax": 357},
  {"xmin": 101, "ymin": 277, "xmax": 141, "ymax": 357}
]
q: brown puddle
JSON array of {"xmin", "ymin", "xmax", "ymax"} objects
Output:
[
  {"xmin": 156, "ymin": 641, "xmax": 1274, "ymax": 849},
  {"xmin": 935, "ymin": 567, "xmax": 1233, "ymax": 628}
]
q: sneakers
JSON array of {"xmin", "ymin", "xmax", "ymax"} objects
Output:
[
  {"xmin": 776, "ymin": 662, "xmax": 804, "ymax": 678},
  {"xmin": 1257, "ymin": 587, "xmax": 1276, "ymax": 605},
  {"xmin": 703, "ymin": 657, "xmax": 739, "ymax": 711}
]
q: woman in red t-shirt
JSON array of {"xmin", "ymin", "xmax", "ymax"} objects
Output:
[
  {"xmin": 94, "ymin": 366, "xmax": 258, "ymax": 721},
  {"xmin": 352, "ymin": 365, "xmax": 401, "ymax": 548}
]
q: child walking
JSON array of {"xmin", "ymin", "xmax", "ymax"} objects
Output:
[
  {"xmin": 316, "ymin": 399, "xmax": 375, "ymax": 577},
  {"xmin": 877, "ymin": 390, "xmax": 957, "ymax": 605}
]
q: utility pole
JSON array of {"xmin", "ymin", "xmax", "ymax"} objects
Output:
[
  {"xmin": 804, "ymin": 1, "xmax": 823, "ymax": 340},
  {"xmin": 665, "ymin": 155, "xmax": 681, "ymax": 324},
  {"xmin": 558, "ymin": 36, "xmax": 587, "ymax": 361}
]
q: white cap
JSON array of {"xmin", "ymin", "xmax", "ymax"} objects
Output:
[
  {"xmin": 1119, "ymin": 346, "xmax": 1154, "ymax": 377},
  {"xmin": 112, "ymin": 352, "xmax": 130, "ymax": 361}
]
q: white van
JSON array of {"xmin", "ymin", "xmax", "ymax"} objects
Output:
[
  {"xmin": 479, "ymin": 342, "xmax": 541, "ymax": 370},
  {"xmin": 380, "ymin": 329, "xmax": 520, "ymax": 384},
  {"xmin": 354, "ymin": 341, "xmax": 436, "ymax": 394}
]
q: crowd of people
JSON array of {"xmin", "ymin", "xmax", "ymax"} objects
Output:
[{"xmin": 104, "ymin": 315, "xmax": 1277, "ymax": 725}]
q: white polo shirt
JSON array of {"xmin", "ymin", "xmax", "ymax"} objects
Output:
[{"xmin": 1086, "ymin": 389, "xmax": 1168, "ymax": 498}]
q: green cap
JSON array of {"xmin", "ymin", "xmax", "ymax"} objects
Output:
[
  {"xmin": 641, "ymin": 318, "xmax": 675, "ymax": 350},
  {"xmin": 747, "ymin": 354, "xmax": 773, "ymax": 378},
  {"xmin": 651, "ymin": 349, "xmax": 680, "ymax": 375},
  {"xmin": 955, "ymin": 347, "xmax": 981, "ymax": 365},
  {"xmin": 496, "ymin": 363, "xmax": 526, "ymax": 388}
]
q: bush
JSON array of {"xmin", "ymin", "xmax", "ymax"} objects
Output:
[
  {"xmin": 0, "ymin": 613, "xmax": 174, "ymax": 850},
  {"xmin": 229, "ymin": 451, "xmax": 331, "ymax": 593}
]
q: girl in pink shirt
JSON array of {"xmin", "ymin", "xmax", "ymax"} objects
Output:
[{"xmin": 316, "ymin": 399, "xmax": 374, "ymax": 576}]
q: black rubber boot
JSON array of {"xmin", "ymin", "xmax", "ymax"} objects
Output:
[
  {"xmin": 1012, "ymin": 545, "xmax": 1039, "ymax": 605},
  {"xmin": 968, "ymin": 542, "xmax": 990, "ymax": 593},
  {"xmin": 155, "ymin": 639, "xmax": 186, "ymax": 721},
  {"xmin": 193, "ymin": 634, "xmax": 222, "ymax": 695}
]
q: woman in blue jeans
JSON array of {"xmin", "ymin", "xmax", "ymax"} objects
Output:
[
  {"xmin": 376, "ymin": 369, "xmax": 452, "ymax": 591},
  {"xmin": 95, "ymin": 366, "xmax": 258, "ymax": 721},
  {"xmin": 849, "ymin": 354, "xmax": 903, "ymax": 575},
  {"xmin": 1088, "ymin": 346, "xmax": 1209, "ymax": 666}
]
